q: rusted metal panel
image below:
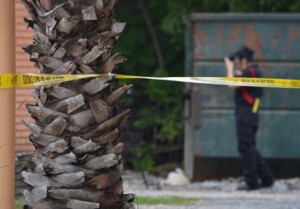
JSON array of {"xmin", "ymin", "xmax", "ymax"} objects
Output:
[
  {"xmin": 189, "ymin": 13, "xmax": 300, "ymax": 21},
  {"xmin": 193, "ymin": 157, "xmax": 300, "ymax": 181},
  {"xmin": 190, "ymin": 14, "xmax": 300, "ymax": 61},
  {"xmin": 193, "ymin": 110, "xmax": 237, "ymax": 157},
  {"xmin": 184, "ymin": 13, "xmax": 300, "ymax": 179},
  {"xmin": 194, "ymin": 110, "xmax": 300, "ymax": 158}
]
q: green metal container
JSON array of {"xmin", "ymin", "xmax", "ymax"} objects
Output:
[{"xmin": 183, "ymin": 13, "xmax": 300, "ymax": 180}]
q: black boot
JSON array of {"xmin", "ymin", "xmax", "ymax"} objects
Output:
[
  {"xmin": 237, "ymin": 182, "xmax": 260, "ymax": 191},
  {"xmin": 260, "ymin": 178, "xmax": 275, "ymax": 188}
]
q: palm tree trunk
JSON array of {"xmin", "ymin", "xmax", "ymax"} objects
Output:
[{"xmin": 17, "ymin": 0, "xmax": 134, "ymax": 208}]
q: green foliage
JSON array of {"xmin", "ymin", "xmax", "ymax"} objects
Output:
[
  {"xmin": 114, "ymin": 0, "xmax": 300, "ymax": 171},
  {"xmin": 114, "ymin": 1, "xmax": 185, "ymax": 149},
  {"xmin": 133, "ymin": 69, "xmax": 183, "ymax": 143},
  {"xmin": 135, "ymin": 196, "xmax": 198, "ymax": 205},
  {"xmin": 132, "ymin": 143, "xmax": 154, "ymax": 172}
]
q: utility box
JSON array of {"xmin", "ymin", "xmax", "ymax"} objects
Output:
[{"xmin": 183, "ymin": 13, "xmax": 300, "ymax": 180}]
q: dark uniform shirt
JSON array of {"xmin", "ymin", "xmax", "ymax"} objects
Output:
[{"xmin": 234, "ymin": 65, "xmax": 263, "ymax": 125}]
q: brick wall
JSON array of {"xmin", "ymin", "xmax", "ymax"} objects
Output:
[{"xmin": 15, "ymin": 0, "xmax": 36, "ymax": 152}]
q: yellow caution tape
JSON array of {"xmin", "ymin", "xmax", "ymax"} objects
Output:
[
  {"xmin": 0, "ymin": 73, "xmax": 300, "ymax": 89},
  {"xmin": 0, "ymin": 73, "xmax": 99, "ymax": 88}
]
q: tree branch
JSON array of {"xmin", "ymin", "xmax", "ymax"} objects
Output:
[{"xmin": 137, "ymin": 0, "xmax": 165, "ymax": 69}]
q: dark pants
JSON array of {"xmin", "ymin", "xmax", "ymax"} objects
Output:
[{"xmin": 236, "ymin": 119, "xmax": 274, "ymax": 187}]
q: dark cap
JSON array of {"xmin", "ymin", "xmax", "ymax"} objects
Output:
[{"xmin": 229, "ymin": 46, "xmax": 254, "ymax": 62}]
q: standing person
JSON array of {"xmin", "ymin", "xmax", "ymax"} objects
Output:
[{"xmin": 224, "ymin": 46, "xmax": 275, "ymax": 190}]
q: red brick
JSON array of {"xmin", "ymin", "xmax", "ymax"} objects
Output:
[
  {"xmin": 15, "ymin": 138, "xmax": 28, "ymax": 143},
  {"xmin": 16, "ymin": 61, "xmax": 32, "ymax": 66},
  {"xmin": 15, "ymin": 24, "xmax": 30, "ymax": 29},
  {"xmin": 16, "ymin": 38, "xmax": 33, "ymax": 45},
  {"xmin": 15, "ymin": 1, "xmax": 25, "ymax": 9},
  {"xmin": 15, "ymin": 130, "xmax": 31, "ymax": 138},
  {"xmin": 16, "ymin": 56, "xmax": 31, "ymax": 62},
  {"xmin": 15, "ymin": 122, "xmax": 29, "ymax": 129},
  {"xmin": 14, "ymin": 1, "xmax": 42, "ymax": 152},
  {"xmin": 15, "ymin": 96, "xmax": 34, "ymax": 102},
  {"xmin": 15, "ymin": 18, "xmax": 30, "ymax": 24},
  {"xmin": 15, "ymin": 31, "xmax": 33, "ymax": 37},
  {"xmin": 16, "ymin": 47, "xmax": 32, "ymax": 54},
  {"xmin": 16, "ymin": 61, "xmax": 35, "ymax": 67},
  {"xmin": 16, "ymin": 144, "xmax": 35, "ymax": 152},
  {"xmin": 16, "ymin": 68, "xmax": 37, "ymax": 73},
  {"xmin": 16, "ymin": 88, "xmax": 34, "ymax": 94},
  {"xmin": 16, "ymin": 51, "xmax": 29, "ymax": 56},
  {"xmin": 17, "ymin": 113, "xmax": 29, "ymax": 117},
  {"xmin": 15, "ymin": 10, "xmax": 30, "ymax": 17}
]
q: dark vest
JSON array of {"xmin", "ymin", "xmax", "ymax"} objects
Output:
[{"xmin": 234, "ymin": 65, "xmax": 263, "ymax": 125}]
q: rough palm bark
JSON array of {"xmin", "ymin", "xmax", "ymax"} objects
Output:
[{"xmin": 17, "ymin": 0, "xmax": 135, "ymax": 208}]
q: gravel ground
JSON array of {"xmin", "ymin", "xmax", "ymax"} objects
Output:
[
  {"xmin": 123, "ymin": 171, "xmax": 300, "ymax": 209},
  {"xmin": 15, "ymin": 171, "xmax": 300, "ymax": 209}
]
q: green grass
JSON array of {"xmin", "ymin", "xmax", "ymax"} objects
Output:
[
  {"xmin": 15, "ymin": 196, "xmax": 198, "ymax": 208},
  {"xmin": 15, "ymin": 204, "xmax": 23, "ymax": 209},
  {"xmin": 134, "ymin": 196, "xmax": 198, "ymax": 205}
]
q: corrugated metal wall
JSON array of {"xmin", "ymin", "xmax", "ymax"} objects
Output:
[
  {"xmin": 15, "ymin": 0, "xmax": 35, "ymax": 152},
  {"xmin": 184, "ymin": 14, "xmax": 300, "ymax": 180}
]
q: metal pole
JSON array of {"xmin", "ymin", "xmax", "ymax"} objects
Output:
[{"xmin": 0, "ymin": 0, "xmax": 16, "ymax": 208}]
